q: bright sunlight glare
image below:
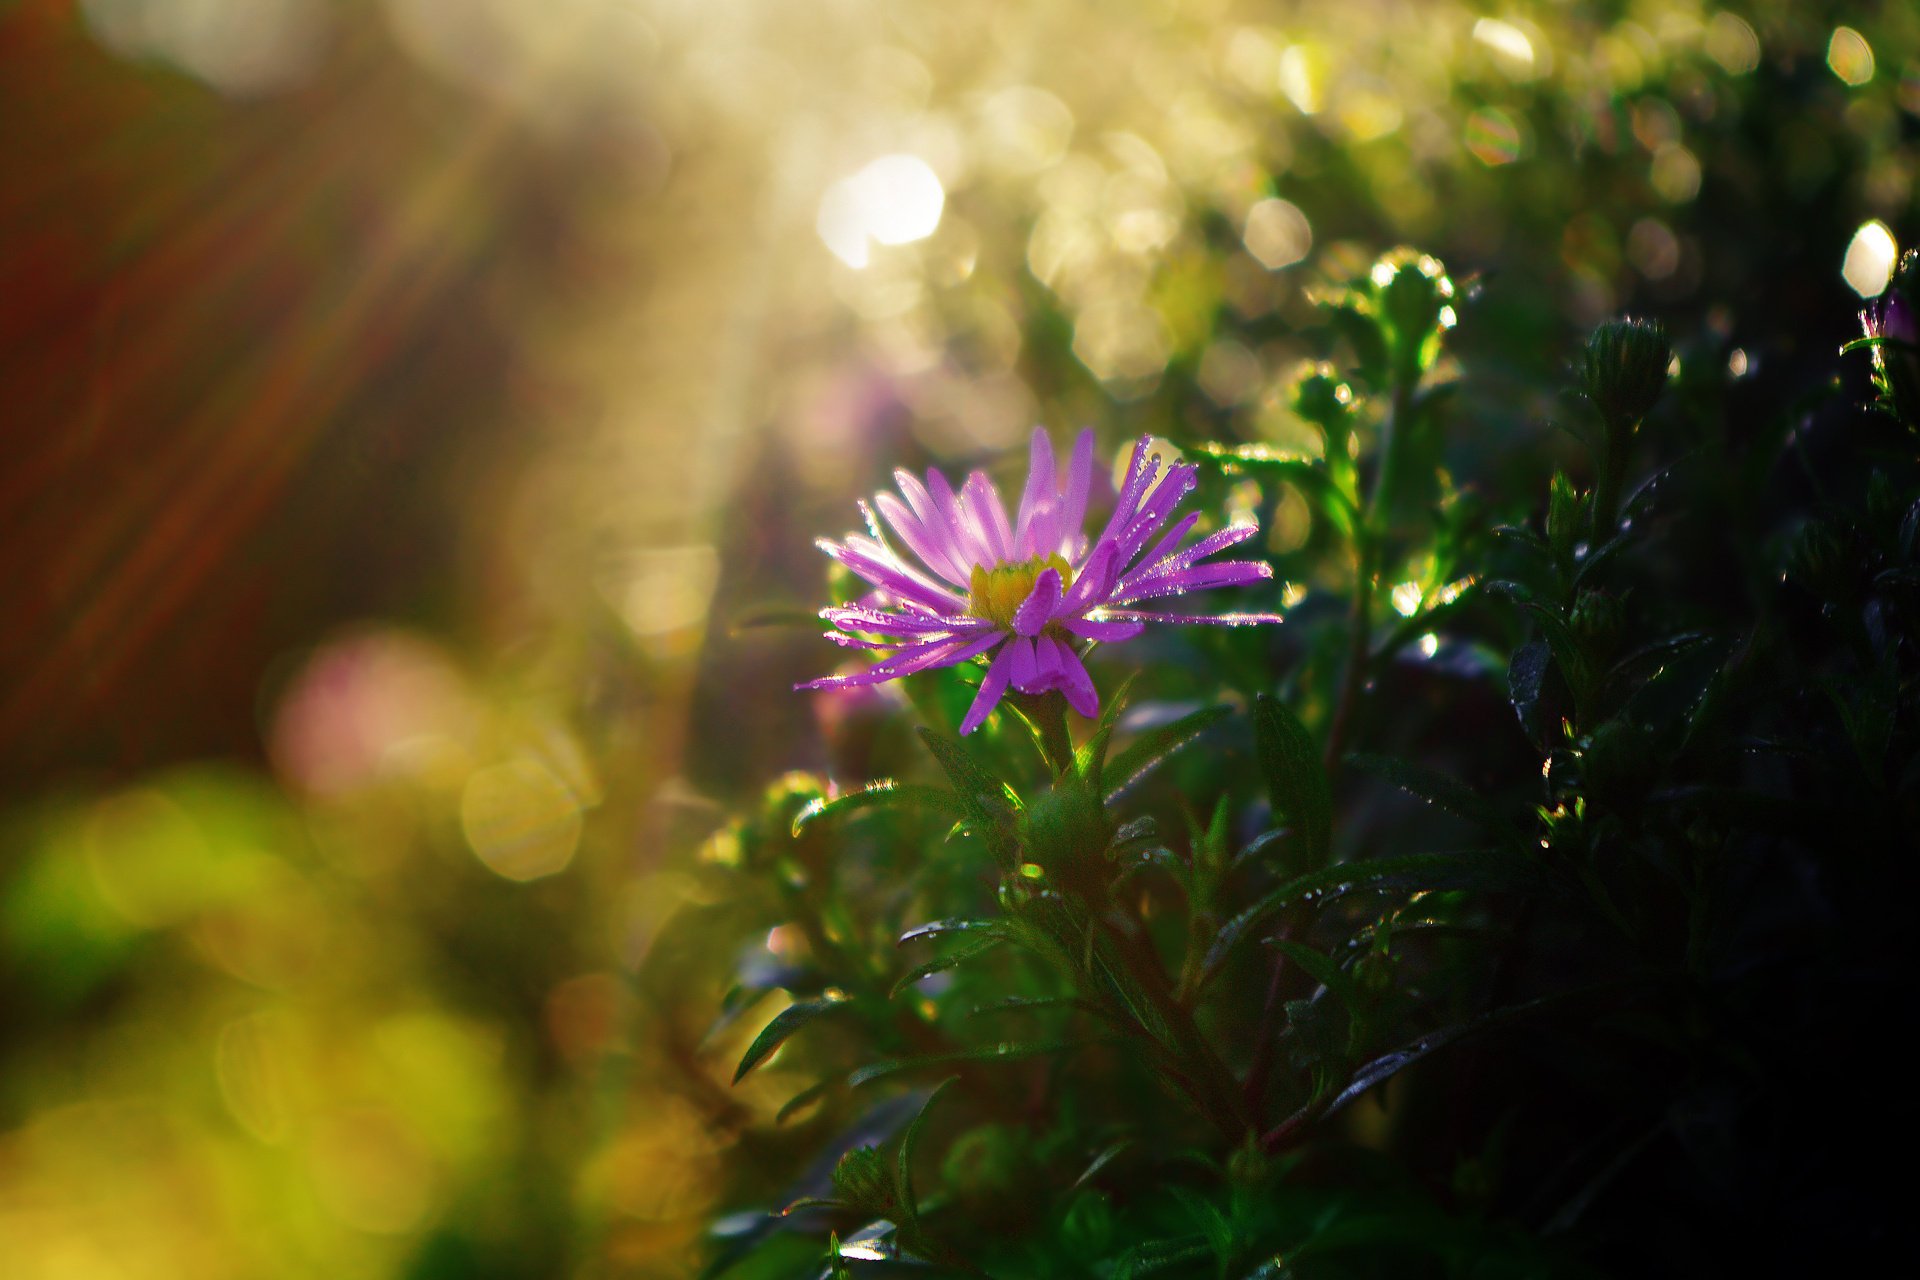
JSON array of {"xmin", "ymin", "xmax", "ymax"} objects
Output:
[{"xmin": 816, "ymin": 154, "xmax": 946, "ymax": 269}]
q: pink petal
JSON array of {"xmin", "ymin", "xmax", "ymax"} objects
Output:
[
  {"xmin": 875, "ymin": 491, "xmax": 969, "ymax": 586},
  {"xmin": 1013, "ymin": 428, "xmax": 1055, "ymax": 558},
  {"xmin": 1040, "ymin": 634, "xmax": 1100, "ymax": 717},
  {"xmin": 1012, "ymin": 567, "xmax": 1063, "ymax": 637},
  {"xmin": 1058, "ymin": 616, "xmax": 1146, "ymax": 642},
  {"xmin": 959, "ymin": 640, "xmax": 1020, "ymax": 735}
]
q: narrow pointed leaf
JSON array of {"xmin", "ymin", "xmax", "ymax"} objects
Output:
[
  {"xmin": 1252, "ymin": 694, "xmax": 1332, "ymax": 871},
  {"xmin": 1348, "ymin": 753, "xmax": 1523, "ymax": 847},
  {"xmin": 916, "ymin": 727, "xmax": 1020, "ymax": 868},
  {"xmin": 775, "ymin": 1078, "xmax": 837, "ymax": 1124},
  {"xmin": 893, "ymin": 1077, "xmax": 956, "ymax": 1251},
  {"xmin": 792, "ymin": 782, "xmax": 966, "ymax": 837},
  {"xmin": 1103, "ymin": 704, "xmax": 1233, "ymax": 801},
  {"xmin": 890, "ymin": 934, "xmax": 1007, "ymax": 998},
  {"xmin": 1272, "ymin": 939, "xmax": 1353, "ymax": 1008},
  {"xmin": 896, "ymin": 918, "xmax": 998, "ymax": 946},
  {"xmin": 1072, "ymin": 1138, "xmax": 1135, "ymax": 1190},
  {"xmin": 1203, "ymin": 850, "xmax": 1539, "ymax": 981},
  {"xmin": 847, "ymin": 1039, "xmax": 1100, "ymax": 1089},
  {"xmin": 734, "ymin": 996, "xmax": 852, "ymax": 1084}
]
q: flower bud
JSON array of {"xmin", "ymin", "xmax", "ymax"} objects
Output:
[
  {"xmin": 1290, "ymin": 363, "xmax": 1355, "ymax": 433},
  {"xmin": 830, "ymin": 1145, "xmax": 893, "ymax": 1212},
  {"xmin": 1372, "ymin": 248, "xmax": 1456, "ymax": 386},
  {"xmin": 1568, "ymin": 589, "xmax": 1625, "ymax": 665},
  {"xmin": 1580, "ymin": 318, "xmax": 1672, "ymax": 429},
  {"xmin": 1546, "ymin": 473, "xmax": 1589, "ymax": 560},
  {"xmin": 941, "ymin": 1124, "xmax": 1029, "ymax": 1209},
  {"xmin": 1860, "ymin": 250, "xmax": 1920, "ymax": 428},
  {"xmin": 1580, "ymin": 720, "xmax": 1656, "ymax": 807}
]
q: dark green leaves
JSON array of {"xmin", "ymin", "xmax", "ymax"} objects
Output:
[
  {"xmin": 916, "ymin": 727, "xmax": 1021, "ymax": 869},
  {"xmin": 733, "ymin": 994, "xmax": 852, "ymax": 1084},
  {"xmin": 1347, "ymin": 753, "xmax": 1522, "ymax": 848},
  {"xmin": 893, "ymin": 1077, "xmax": 955, "ymax": 1251},
  {"xmin": 790, "ymin": 781, "xmax": 966, "ymax": 837},
  {"xmin": 1252, "ymin": 694, "xmax": 1332, "ymax": 871},
  {"xmin": 1101, "ymin": 704, "xmax": 1233, "ymax": 801}
]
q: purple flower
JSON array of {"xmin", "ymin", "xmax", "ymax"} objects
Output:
[
  {"xmin": 1862, "ymin": 288, "xmax": 1918, "ymax": 348},
  {"xmin": 800, "ymin": 428, "xmax": 1283, "ymax": 734}
]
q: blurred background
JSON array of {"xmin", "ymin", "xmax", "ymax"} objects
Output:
[{"xmin": 2, "ymin": 1, "xmax": 1914, "ymax": 1275}]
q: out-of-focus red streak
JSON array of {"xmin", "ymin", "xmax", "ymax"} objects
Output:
[{"xmin": 0, "ymin": 6, "xmax": 557, "ymax": 782}]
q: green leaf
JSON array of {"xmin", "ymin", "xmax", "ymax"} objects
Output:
[
  {"xmin": 1262, "ymin": 983, "xmax": 1622, "ymax": 1151},
  {"xmin": 1189, "ymin": 443, "xmax": 1359, "ymax": 536},
  {"xmin": 892, "ymin": 1077, "xmax": 956, "ymax": 1252},
  {"xmin": 1113, "ymin": 1238, "xmax": 1214, "ymax": 1280},
  {"xmin": 791, "ymin": 782, "xmax": 966, "ymax": 837},
  {"xmin": 896, "ymin": 919, "xmax": 998, "ymax": 946},
  {"xmin": 847, "ymin": 1039, "xmax": 1099, "ymax": 1089},
  {"xmin": 1347, "ymin": 753, "xmax": 1522, "ymax": 847},
  {"xmin": 1074, "ymin": 674, "xmax": 1137, "ymax": 792},
  {"xmin": 916, "ymin": 728, "xmax": 1021, "ymax": 869},
  {"xmin": 733, "ymin": 995, "xmax": 852, "ymax": 1084},
  {"xmin": 1273, "ymin": 939, "xmax": 1353, "ymax": 1008},
  {"xmin": 890, "ymin": 934, "xmax": 1007, "ymax": 998},
  {"xmin": 774, "ymin": 1078, "xmax": 837, "ymax": 1124},
  {"xmin": 1103, "ymin": 705, "xmax": 1233, "ymax": 801},
  {"xmin": 1167, "ymin": 1186, "xmax": 1235, "ymax": 1261},
  {"xmin": 1252, "ymin": 694, "xmax": 1332, "ymax": 871},
  {"xmin": 1072, "ymin": 1139, "xmax": 1135, "ymax": 1190},
  {"xmin": 1004, "ymin": 690, "xmax": 1075, "ymax": 775},
  {"xmin": 1203, "ymin": 850, "xmax": 1538, "ymax": 982},
  {"xmin": 1507, "ymin": 639, "xmax": 1557, "ymax": 748}
]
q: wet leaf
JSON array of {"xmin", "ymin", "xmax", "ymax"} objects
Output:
[
  {"xmin": 792, "ymin": 782, "xmax": 966, "ymax": 837},
  {"xmin": 1252, "ymin": 694, "xmax": 1332, "ymax": 871},
  {"xmin": 916, "ymin": 728, "xmax": 1021, "ymax": 869},
  {"xmin": 892, "ymin": 1077, "xmax": 955, "ymax": 1252},
  {"xmin": 1348, "ymin": 753, "xmax": 1522, "ymax": 847},
  {"xmin": 1103, "ymin": 704, "xmax": 1233, "ymax": 801},
  {"xmin": 890, "ymin": 934, "xmax": 1007, "ymax": 998},
  {"xmin": 734, "ymin": 995, "xmax": 853, "ymax": 1084}
]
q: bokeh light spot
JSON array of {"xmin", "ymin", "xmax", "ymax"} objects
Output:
[
  {"xmin": 1827, "ymin": 27, "xmax": 1874, "ymax": 87},
  {"xmin": 460, "ymin": 759, "xmax": 582, "ymax": 882},
  {"xmin": 817, "ymin": 154, "xmax": 946, "ymax": 269},
  {"xmin": 1842, "ymin": 220, "xmax": 1898, "ymax": 297},
  {"xmin": 1650, "ymin": 145, "xmax": 1701, "ymax": 203},
  {"xmin": 1473, "ymin": 19, "xmax": 1538, "ymax": 78},
  {"xmin": 1705, "ymin": 12, "xmax": 1760, "ymax": 76},
  {"xmin": 82, "ymin": 0, "xmax": 328, "ymax": 96},
  {"xmin": 1464, "ymin": 108, "xmax": 1523, "ymax": 166},
  {"xmin": 1242, "ymin": 198, "xmax": 1312, "ymax": 269},
  {"xmin": 1627, "ymin": 217, "xmax": 1681, "ymax": 280}
]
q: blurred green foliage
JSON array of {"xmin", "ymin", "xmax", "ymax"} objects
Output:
[{"xmin": 3, "ymin": 1, "xmax": 1918, "ymax": 1278}]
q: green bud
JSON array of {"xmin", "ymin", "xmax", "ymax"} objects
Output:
[
  {"xmin": 1060, "ymin": 1191, "xmax": 1116, "ymax": 1255},
  {"xmin": 1546, "ymin": 473, "xmax": 1590, "ymax": 560},
  {"xmin": 1290, "ymin": 363, "xmax": 1355, "ymax": 433},
  {"xmin": 1858, "ymin": 250, "xmax": 1920, "ymax": 429},
  {"xmin": 1786, "ymin": 522, "xmax": 1850, "ymax": 599},
  {"xmin": 1452, "ymin": 1157, "xmax": 1493, "ymax": 1209},
  {"xmin": 1371, "ymin": 248, "xmax": 1456, "ymax": 386},
  {"xmin": 1227, "ymin": 1134, "xmax": 1269, "ymax": 1185},
  {"xmin": 1355, "ymin": 945, "xmax": 1396, "ymax": 999},
  {"xmin": 1567, "ymin": 589, "xmax": 1625, "ymax": 665},
  {"xmin": 941, "ymin": 1124, "xmax": 1028, "ymax": 1207},
  {"xmin": 1580, "ymin": 720, "xmax": 1656, "ymax": 806},
  {"xmin": 830, "ymin": 1146, "xmax": 892, "ymax": 1212},
  {"xmin": 1580, "ymin": 318, "xmax": 1672, "ymax": 429},
  {"xmin": 1018, "ymin": 777, "xmax": 1106, "ymax": 877}
]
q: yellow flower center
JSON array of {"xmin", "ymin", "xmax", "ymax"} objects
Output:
[{"xmin": 968, "ymin": 555, "xmax": 1073, "ymax": 630}]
